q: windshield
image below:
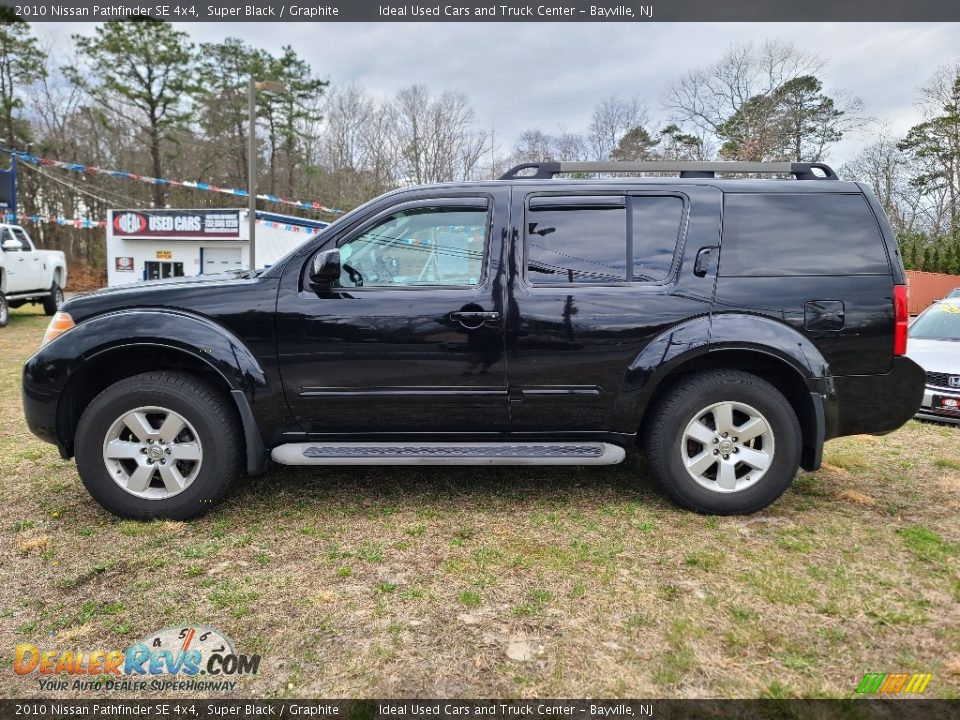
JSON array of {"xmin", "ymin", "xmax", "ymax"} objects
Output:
[{"xmin": 910, "ymin": 301, "xmax": 960, "ymax": 340}]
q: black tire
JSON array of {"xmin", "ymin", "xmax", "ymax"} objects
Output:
[
  {"xmin": 642, "ymin": 370, "xmax": 802, "ymax": 515},
  {"xmin": 74, "ymin": 371, "xmax": 241, "ymax": 520},
  {"xmin": 42, "ymin": 281, "xmax": 63, "ymax": 315},
  {"xmin": 0, "ymin": 293, "xmax": 7, "ymax": 327}
]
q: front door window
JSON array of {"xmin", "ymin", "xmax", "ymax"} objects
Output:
[{"xmin": 337, "ymin": 206, "xmax": 487, "ymax": 288}]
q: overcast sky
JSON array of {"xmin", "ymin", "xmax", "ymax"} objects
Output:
[{"xmin": 37, "ymin": 21, "xmax": 960, "ymax": 166}]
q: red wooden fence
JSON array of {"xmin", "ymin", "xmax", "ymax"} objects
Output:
[{"xmin": 906, "ymin": 270, "xmax": 960, "ymax": 314}]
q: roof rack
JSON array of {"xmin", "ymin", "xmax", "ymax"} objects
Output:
[{"xmin": 498, "ymin": 161, "xmax": 838, "ymax": 181}]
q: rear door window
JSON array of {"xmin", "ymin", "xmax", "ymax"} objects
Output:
[
  {"xmin": 720, "ymin": 193, "xmax": 890, "ymax": 277},
  {"xmin": 527, "ymin": 196, "xmax": 626, "ymax": 284},
  {"xmin": 526, "ymin": 195, "xmax": 684, "ymax": 285}
]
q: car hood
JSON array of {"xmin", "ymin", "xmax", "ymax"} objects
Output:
[
  {"xmin": 907, "ymin": 338, "xmax": 960, "ymax": 374},
  {"xmin": 61, "ymin": 272, "xmax": 272, "ymax": 323}
]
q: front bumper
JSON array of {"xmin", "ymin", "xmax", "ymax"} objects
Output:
[
  {"xmin": 915, "ymin": 385, "xmax": 960, "ymax": 425},
  {"xmin": 22, "ymin": 332, "xmax": 84, "ymax": 451}
]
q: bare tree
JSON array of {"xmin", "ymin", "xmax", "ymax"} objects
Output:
[
  {"xmin": 665, "ymin": 40, "xmax": 827, "ymax": 160},
  {"xmin": 588, "ymin": 95, "xmax": 648, "ymax": 160},
  {"xmin": 313, "ymin": 84, "xmax": 398, "ymax": 207},
  {"xmin": 513, "ymin": 128, "xmax": 554, "ymax": 162},
  {"xmin": 390, "ymin": 85, "xmax": 488, "ymax": 184},
  {"xmin": 841, "ymin": 129, "xmax": 924, "ymax": 234},
  {"xmin": 554, "ymin": 129, "xmax": 591, "ymax": 161}
]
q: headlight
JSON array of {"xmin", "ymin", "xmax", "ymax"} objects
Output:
[{"xmin": 41, "ymin": 312, "xmax": 75, "ymax": 347}]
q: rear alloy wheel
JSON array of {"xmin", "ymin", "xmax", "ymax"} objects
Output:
[
  {"xmin": 75, "ymin": 371, "xmax": 241, "ymax": 519},
  {"xmin": 42, "ymin": 281, "xmax": 63, "ymax": 315},
  {"xmin": 680, "ymin": 400, "xmax": 774, "ymax": 493},
  {"xmin": 643, "ymin": 370, "xmax": 801, "ymax": 514}
]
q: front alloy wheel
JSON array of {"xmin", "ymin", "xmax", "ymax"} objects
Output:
[
  {"xmin": 102, "ymin": 406, "xmax": 203, "ymax": 500},
  {"xmin": 75, "ymin": 371, "xmax": 240, "ymax": 519}
]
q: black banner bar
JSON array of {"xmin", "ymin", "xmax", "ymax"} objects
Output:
[
  {"xmin": 1, "ymin": 700, "xmax": 960, "ymax": 720},
  {"xmin": 3, "ymin": 0, "xmax": 960, "ymax": 22}
]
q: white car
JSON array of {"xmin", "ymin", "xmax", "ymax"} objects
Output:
[
  {"xmin": 0, "ymin": 224, "xmax": 68, "ymax": 327},
  {"xmin": 908, "ymin": 297, "xmax": 960, "ymax": 424}
]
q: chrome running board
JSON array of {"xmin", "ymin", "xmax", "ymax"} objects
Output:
[{"xmin": 271, "ymin": 442, "xmax": 626, "ymax": 466}]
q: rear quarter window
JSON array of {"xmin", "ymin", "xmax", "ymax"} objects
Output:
[{"xmin": 720, "ymin": 193, "xmax": 890, "ymax": 277}]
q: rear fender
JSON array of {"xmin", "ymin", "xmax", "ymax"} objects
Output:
[{"xmin": 617, "ymin": 313, "xmax": 834, "ymax": 469}]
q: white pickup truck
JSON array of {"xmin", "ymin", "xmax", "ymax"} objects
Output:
[{"xmin": 0, "ymin": 224, "xmax": 68, "ymax": 327}]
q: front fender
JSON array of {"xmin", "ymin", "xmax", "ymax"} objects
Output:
[
  {"xmin": 75, "ymin": 309, "xmax": 267, "ymax": 394},
  {"xmin": 24, "ymin": 309, "xmax": 270, "ymax": 472}
]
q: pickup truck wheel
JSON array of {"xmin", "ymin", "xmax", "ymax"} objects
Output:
[
  {"xmin": 642, "ymin": 370, "xmax": 801, "ymax": 515},
  {"xmin": 42, "ymin": 282, "xmax": 63, "ymax": 315},
  {"xmin": 0, "ymin": 293, "xmax": 7, "ymax": 327},
  {"xmin": 74, "ymin": 372, "xmax": 241, "ymax": 520}
]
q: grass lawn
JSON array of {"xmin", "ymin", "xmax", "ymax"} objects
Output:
[{"xmin": 1, "ymin": 306, "xmax": 958, "ymax": 699}]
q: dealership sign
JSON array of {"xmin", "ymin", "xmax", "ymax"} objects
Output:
[{"xmin": 112, "ymin": 210, "xmax": 241, "ymax": 239}]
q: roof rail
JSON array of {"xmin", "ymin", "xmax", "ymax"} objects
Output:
[{"xmin": 498, "ymin": 161, "xmax": 838, "ymax": 181}]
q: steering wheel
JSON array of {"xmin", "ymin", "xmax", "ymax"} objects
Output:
[{"xmin": 343, "ymin": 262, "xmax": 364, "ymax": 287}]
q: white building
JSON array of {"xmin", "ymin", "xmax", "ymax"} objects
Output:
[{"xmin": 106, "ymin": 208, "xmax": 328, "ymax": 286}]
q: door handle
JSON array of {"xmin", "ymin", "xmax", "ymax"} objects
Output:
[
  {"xmin": 693, "ymin": 246, "xmax": 716, "ymax": 277},
  {"xmin": 450, "ymin": 311, "xmax": 499, "ymax": 322}
]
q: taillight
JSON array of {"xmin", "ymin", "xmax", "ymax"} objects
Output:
[
  {"xmin": 41, "ymin": 312, "xmax": 75, "ymax": 347},
  {"xmin": 893, "ymin": 284, "xmax": 908, "ymax": 356}
]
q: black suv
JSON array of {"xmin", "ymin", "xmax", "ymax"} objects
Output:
[{"xmin": 22, "ymin": 161, "xmax": 925, "ymax": 519}]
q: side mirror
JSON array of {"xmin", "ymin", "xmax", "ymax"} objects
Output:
[
  {"xmin": 1, "ymin": 238, "xmax": 23, "ymax": 251},
  {"xmin": 309, "ymin": 249, "xmax": 341, "ymax": 287}
]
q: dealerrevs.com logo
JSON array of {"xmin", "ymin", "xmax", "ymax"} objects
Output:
[{"xmin": 13, "ymin": 625, "xmax": 260, "ymax": 693}]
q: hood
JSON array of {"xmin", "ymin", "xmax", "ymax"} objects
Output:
[
  {"xmin": 906, "ymin": 338, "xmax": 960, "ymax": 375},
  {"xmin": 61, "ymin": 272, "xmax": 271, "ymax": 323}
]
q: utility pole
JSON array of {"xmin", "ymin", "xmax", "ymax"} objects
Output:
[
  {"xmin": 247, "ymin": 78, "xmax": 257, "ymax": 271},
  {"xmin": 247, "ymin": 79, "xmax": 287, "ymax": 271}
]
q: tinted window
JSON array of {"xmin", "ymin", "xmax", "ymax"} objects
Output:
[
  {"xmin": 720, "ymin": 193, "xmax": 890, "ymax": 277},
  {"xmin": 338, "ymin": 206, "xmax": 487, "ymax": 288},
  {"xmin": 526, "ymin": 195, "xmax": 683, "ymax": 285},
  {"xmin": 527, "ymin": 199, "xmax": 626, "ymax": 284},
  {"xmin": 631, "ymin": 196, "xmax": 684, "ymax": 282}
]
